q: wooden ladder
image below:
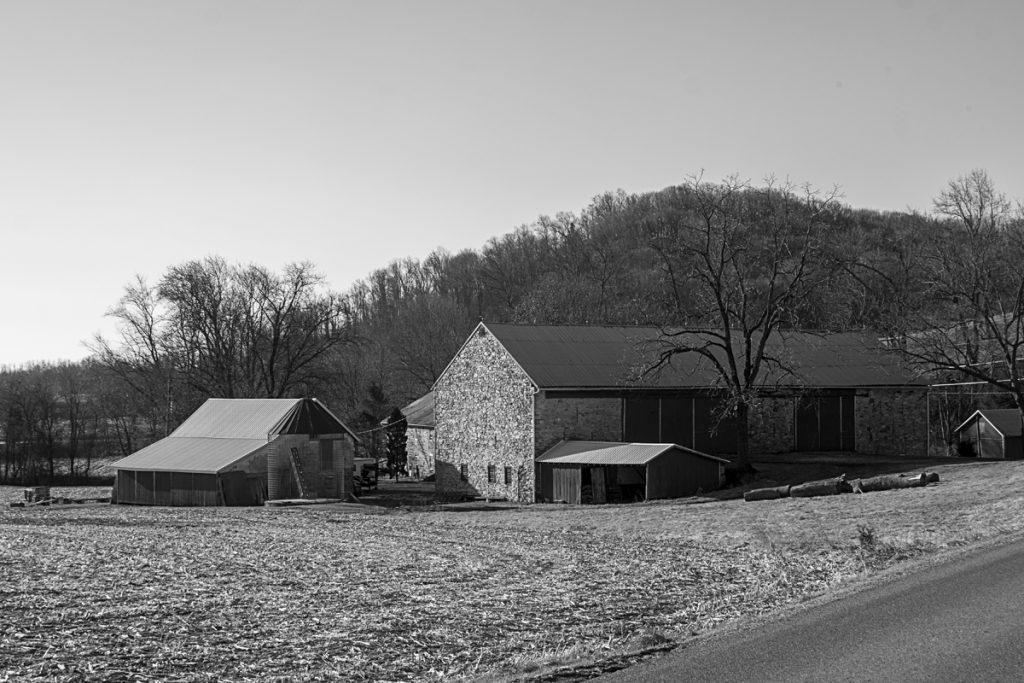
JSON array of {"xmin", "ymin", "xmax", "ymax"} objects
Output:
[{"xmin": 289, "ymin": 447, "xmax": 314, "ymax": 499}]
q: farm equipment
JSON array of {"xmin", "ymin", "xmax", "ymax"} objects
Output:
[{"xmin": 353, "ymin": 458, "xmax": 379, "ymax": 495}]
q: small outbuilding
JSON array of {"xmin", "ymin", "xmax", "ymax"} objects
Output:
[
  {"xmin": 111, "ymin": 398, "xmax": 359, "ymax": 506},
  {"xmin": 381, "ymin": 392, "xmax": 435, "ymax": 479},
  {"xmin": 536, "ymin": 440, "xmax": 727, "ymax": 504},
  {"xmin": 955, "ymin": 409, "xmax": 1023, "ymax": 459}
]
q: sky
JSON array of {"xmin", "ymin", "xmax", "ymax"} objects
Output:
[{"xmin": 1, "ymin": 0, "xmax": 1022, "ymax": 367}]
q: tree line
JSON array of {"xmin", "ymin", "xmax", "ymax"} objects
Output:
[{"xmin": 3, "ymin": 169, "xmax": 1021, "ymax": 483}]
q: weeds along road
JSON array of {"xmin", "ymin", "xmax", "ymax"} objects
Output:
[{"xmin": 597, "ymin": 538, "xmax": 1024, "ymax": 682}]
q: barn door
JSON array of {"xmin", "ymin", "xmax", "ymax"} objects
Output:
[
  {"xmin": 591, "ymin": 467, "xmax": 607, "ymax": 504},
  {"xmin": 796, "ymin": 394, "xmax": 855, "ymax": 452},
  {"xmin": 552, "ymin": 466, "xmax": 581, "ymax": 505}
]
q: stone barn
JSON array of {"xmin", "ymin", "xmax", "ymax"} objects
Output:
[
  {"xmin": 112, "ymin": 398, "xmax": 359, "ymax": 506},
  {"xmin": 383, "ymin": 392, "xmax": 435, "ymax": 479},
  {"xmin": 955, "ymin": 409, "xmax": 1024, "ymax": 459},
  {"xmin": 433, "ymin": 323, "xmax": 927, "ymax": 503}
]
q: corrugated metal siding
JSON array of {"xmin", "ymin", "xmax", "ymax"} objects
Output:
[
  {"xmin": 116, "ymin": 470, "xmax": 220, "ymax": 506},
  {"xmin": 111, "ymin": 437, "xmax": 268, "ymax": 473},
  {"xmin": 485, "ymin": 323, "xmax": 920, "ymax": 389}
]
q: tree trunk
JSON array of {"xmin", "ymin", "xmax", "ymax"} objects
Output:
[
  {"xmin": 734, "ymin": 401, "xmax": 752, "ymax": 472},
  {"xmin": 850, "ymin": 473, "xmax": 928, "ymax": 493},
  {"xmin": 790, "ymin": 475, "xmax": 847, "ymax": 497}
]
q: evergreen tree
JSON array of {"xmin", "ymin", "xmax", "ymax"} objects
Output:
[{"xmin": 384, "ymin": 407, "xmax": 408, "ymax": 478}]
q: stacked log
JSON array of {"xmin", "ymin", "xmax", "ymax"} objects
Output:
[
  {"xmin": 743, "ymin": 485, "xmax": 792, "ymax": 502},
  {"xmin": 790, "ymin": 475, "xmax": 847, "ymax": 498},
  {"xmin": 744, "ymin": 471, "xmax": 941, "ymax": 502}
]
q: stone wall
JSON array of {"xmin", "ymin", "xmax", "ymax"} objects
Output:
[
  {"xmin": 434, "ymin": 328, "xmax": 536, "ymax": 502},
  {"xmin": 749, "ymin": 397, "xmax": 796, "ymax": 454},
  {"xmin": 534, "ymin": 394, "xmax": 622, "ymax": 454},
  {"xmin": 855, "ymin": 389, "xmax": 928, "ymax": 457}
]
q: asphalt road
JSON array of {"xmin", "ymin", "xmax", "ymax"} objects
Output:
[{"xmin": 597, "ymin": 539, "xmax": 1024, "ymax": 682}]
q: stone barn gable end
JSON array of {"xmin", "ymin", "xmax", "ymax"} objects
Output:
[{"xmin": 433, "ymin": 323, "xmax": 537, "ymax": 502}]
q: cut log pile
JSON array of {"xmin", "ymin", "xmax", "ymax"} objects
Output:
[
  {"xmin": 8, "ymin": 486, "xmax": 112, "ymax": 508},
  {"xmin": 744, "ymin": 472, "xmax": 940, "ymax": 502}
]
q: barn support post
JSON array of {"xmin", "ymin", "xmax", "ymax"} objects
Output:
[{"xmin": 926, "ymin": 388, "xmax": 931, "ymax": 457}]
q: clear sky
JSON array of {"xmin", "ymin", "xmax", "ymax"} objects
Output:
[{"xmin": 1, "ymin": 0, "xmax": 1022, "ymax": 367}]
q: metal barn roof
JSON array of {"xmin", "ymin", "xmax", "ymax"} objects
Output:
[
  {"xmin": 170, "ymin": 399, "xmax": 305, "ymax": 439},
  {"xmin": 955, "ymin": 409, "xmax": 1023, "ymax": 437},
  {"xmin": 537, "ymin": 440, "xmax": 729, "ymax": 466},
  {"xmin": 112, "ymin": 398, "xmax": 356, "ymax": 473},
  {"xmin": 110, "ymin": 437, "xmax": 268, "ymax": 474},
  {"xmin": 379, "ymin": 392, "xmax": 435, "ymax": 429},
  {"xmin": 482, "ymin": 323, "xmax": 920, "ymax": 389},
  {"xmin": 400, "ymin": 392, "xmax": 435, "ymax": 428}
]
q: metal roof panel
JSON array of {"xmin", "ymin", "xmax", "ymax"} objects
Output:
[
  {"xmin": 110, "ymin": 437, "xmax": 267, "ymax": 473},
  {"xmin": 956, "ymin": 409, "xmax": 1022, "ymax": 437},
  {"xmin": 401, "ymin": 392, "xmax": 435, "ymax": 428},
  {"xmin": 483, "ymin": 324, "xmax": 920, "ymax": 389},
  {"xmin": 537, "ymin": 440, "xmax": 728, "ymax": 465},
  {"xmin": 171, "ymin": 399, "xmax": 301, "ymax": 439}
]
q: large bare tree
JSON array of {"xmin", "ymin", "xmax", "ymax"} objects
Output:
[
  {"xmin": 642, "ymin": 175, "xmax": 841, "ymax": 470},
  {"xmin": 889, "ymin": 170, "xmax": 1024, "ymax": 427},
  {"xmin": 93, "ymin": 258, "xmax": 354, "ymax": 419}
]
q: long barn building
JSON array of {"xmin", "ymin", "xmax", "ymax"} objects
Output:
[{"xmin": 433, "ymin": 323, "xmax": 927, "ymax": 503}]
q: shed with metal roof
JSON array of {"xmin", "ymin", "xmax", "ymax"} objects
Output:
[
  {"xmin": 537, "ymin": 441, "xmax": 727, "ymax": 503},
  {"xmin": 111, "ymin": 398, "xmax": 359, "ymax": 506},
  {"xmin": 954, "ymin": 409, "xmax": 1024, "ymax": 459}
]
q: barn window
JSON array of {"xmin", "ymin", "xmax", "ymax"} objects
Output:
[
  {"xmin": 460, "ymin": 464, "xmax": 468, "ymax": 481},
  {"xmin": 487, "ymin": 464, "xmax": 496, "ymax": 483},
  {"xmin": 504, "ymin": 466, "xmax": 512, "ymax": 485}
]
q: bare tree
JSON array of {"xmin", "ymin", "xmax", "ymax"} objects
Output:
[
  {"xmin": 642, "ymin": 175, "xmax": 842, "ymax": 470},
  {"xmin": 93, "ymin": 258, "xmax": 355, "ymax": 431},
  {"xmin": 889, "ymin": 170, "xmax": 1024, "ymax": 430}
]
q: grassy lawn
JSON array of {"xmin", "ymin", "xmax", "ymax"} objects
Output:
[{"xmin": 3, "ymin": 456, "xmax": 1024, "ymax": 682}]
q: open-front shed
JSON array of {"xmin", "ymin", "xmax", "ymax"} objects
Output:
[
  {"xmin": 955, "ymin": 409, "xmax": 1023, "ymax": 459},
  {"xmin": 536, "ymin": 440, "xmax": 727, "ymax": 504},
  {"xmin": 111, "ymin": 398, "xmax": 359, "ymax": 506}
]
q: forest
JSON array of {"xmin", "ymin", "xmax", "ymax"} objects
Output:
[{"xmin": 2, "ymin": 170, "xmax": 1021, "ymax": 483}]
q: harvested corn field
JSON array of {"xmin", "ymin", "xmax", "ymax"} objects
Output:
[{"xmin": 4, "ymin": 458, "xmax": 1024, "ymax": 681}]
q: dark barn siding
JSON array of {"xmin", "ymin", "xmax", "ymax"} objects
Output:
[
  {"xmin": 646, "ymin": 452, "xmax": 721, "ymax": 499},
  {"xmin": 624, "ymin": 396, "xmax": 737, "ymax": 454},
  {"xmin": 117, "ymin": 470, "xmax": 220, "ymax": 506},
  {"xmin": 796, "ymin": 393, "xmax": 855, "ymax": 452}
]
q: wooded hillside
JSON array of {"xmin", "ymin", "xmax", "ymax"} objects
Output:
[{"xmin": 3, "ymin": 171, "xmax": 1021, "ymax": 482}]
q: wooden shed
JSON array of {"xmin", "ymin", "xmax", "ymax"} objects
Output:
[
  {"xmin": 111, "ymin": 398, "xmax": 359, "ymax": 506},
  {"xmin": 536, "ymin": 440, "xmax": 728, "ymax": 504},
  {"xmin": 955, "ymin": 409, "xmax": 1024, "ymax": 459}
]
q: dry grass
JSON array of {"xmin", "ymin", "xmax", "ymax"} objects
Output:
[{"xmin": 3, "ymin": 458, "xmax": 1024, "ymax": 682}]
